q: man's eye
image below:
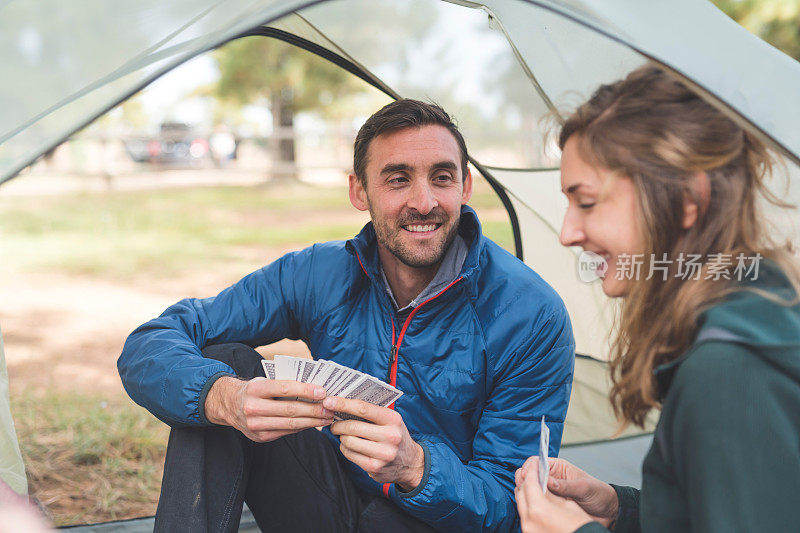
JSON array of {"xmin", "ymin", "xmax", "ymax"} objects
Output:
[
  {"xmin": 389, "ymin": 176, "xmax": 408, "ymax": 184},
  {"xmin": 434, "ymin": 174, "xmax": 454, "ymax": 182}
]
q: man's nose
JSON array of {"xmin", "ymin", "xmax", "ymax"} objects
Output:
[
  {"xmin": 559, "ymin": 209, "xmax": 586, "ymax": 247},
  {"xmin": 406, "ymin": 180, "xmax": 438, "ymax": 215}
]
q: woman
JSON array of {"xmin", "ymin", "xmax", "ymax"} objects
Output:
[{"xmin": 515, "ymin": 65, "xmax": 800, "ymax": 532}]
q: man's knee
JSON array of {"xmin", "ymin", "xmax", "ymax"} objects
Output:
[{"xmin": 201, "ymin": 343, "xmax": 264, "ymax": 379}]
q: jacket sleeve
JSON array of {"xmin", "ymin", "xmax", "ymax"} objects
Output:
[
  {"xmin": 117, "ymin": 248, "xmax": 317, "ymax": 426},
  {"xmin": 660, "ymin": 341, "xmax": 800, "ymax": 532},
  {"xmin": 391, "ymin": 302, "xmax": 575, "ymax": 532}
]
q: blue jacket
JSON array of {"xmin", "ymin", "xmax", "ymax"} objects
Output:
[{"xmin": 118, "ymin": 207, "xmax": 575, "ymax": 532}]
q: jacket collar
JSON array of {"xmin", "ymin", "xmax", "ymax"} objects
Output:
[{"xmin": 345, "ymin": 205, "xmax": 484, "ymax": 286}]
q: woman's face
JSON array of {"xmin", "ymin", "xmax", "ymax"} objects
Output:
[{"xmin": 559, "ymin": 136, "xmax": 644, "ymax": 298}]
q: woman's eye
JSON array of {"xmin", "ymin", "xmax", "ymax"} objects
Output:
[{"xmin": 578, "ymin": 203, "xmax": 595, "ymax": 209}]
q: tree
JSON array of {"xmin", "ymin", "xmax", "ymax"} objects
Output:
[
  {"xmin": 713, "ymin": 0, "xmax": 800, "ymax": 61},
  {"xmin": 211, "ymin": 36, "xmax": 363, "ymax": 181}
]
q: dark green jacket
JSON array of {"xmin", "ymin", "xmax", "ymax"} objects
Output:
[{"xmin": 578, "ymin": 265, "xmax": 800, "ymax": 532}]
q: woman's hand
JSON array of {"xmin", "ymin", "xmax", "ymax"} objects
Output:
[{"xmin": 515, "ymin": 457, "xmax": 619, "ymax": 530}]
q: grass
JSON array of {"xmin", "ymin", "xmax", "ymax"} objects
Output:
[
  {"xmin": 0, "ymin": 182, "xmax": 513, "ymax": 281},
  {"xmin": 11, "ymin": 391, "xmax": 168, "ymax": 526}
]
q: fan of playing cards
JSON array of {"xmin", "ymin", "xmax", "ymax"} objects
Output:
[{"xmin": 262, "ymin": 356, "xmax": 403, "ymax": 421}]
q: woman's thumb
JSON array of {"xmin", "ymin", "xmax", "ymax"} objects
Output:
[{"xmin": 549, "ymin": 477, "xmax": 584, "ymax": 499}]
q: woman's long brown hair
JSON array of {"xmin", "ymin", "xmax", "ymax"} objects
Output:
[{"xmin": 559, "ymin": 65, "xmax": 800, "ymax": 427}]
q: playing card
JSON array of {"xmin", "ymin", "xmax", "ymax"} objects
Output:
[
  {"xmin": 538, "ymin": 416, "xmax": 550, "ymax": 494},
  {"xmin": 307, "ymin": 359, "xmax": 328, "ymax": 384},
  {"xmin": 356, "ymin": 376, "xmax": 403, "ymax": 407},
  {"xmin": 273, "ymin": 355, "xmax": 299, "ymax": 381},
  {"xmin": 333, "ymin": 375, "xmax": 403, "ymax": 420},
  {"xmin": 319, "ymin": 363, "xmax": 348, "ymax": 392},
  {"xmin": 328, "ymin": 368, "xmax": 362, "ymax": 397},
  {"xmin": 310, "ymin": 360, "xmax": 336, "ymax": 387},
  {"xmin": 295, "ymin": 358, "xmax": 318, "ymax": 383},
  {"xmin": 261, "ymin": 359, "xmax": 275, "ymax": 380},
  {"xmin": 266, "ymin": 355, "xmax": 403, "ymax": 417}
]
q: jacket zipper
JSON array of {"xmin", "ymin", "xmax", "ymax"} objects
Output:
[
  {"xmin": 381, "ymin": 276, "xmax": 463, "ymax": 497},
  {"xmin": 386, "ymin": 276, "xmax": 463, "ymax": 400},
  {"xmin": 354, "ymin": 251, "xmax": 465, "ymax": 497}
]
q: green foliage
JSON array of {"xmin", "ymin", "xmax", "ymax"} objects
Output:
[
  {"xmin": 212, "ymin": 36, "xmax": 363, "ymax": 112},
  {"xmin": 713, "ymin": 0, "xmax": 800, "ymax": 60}
]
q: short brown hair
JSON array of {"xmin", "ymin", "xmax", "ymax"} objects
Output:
[{"xmin": 353, "ymin": 99, "xmax": 468, "ymax": 185}]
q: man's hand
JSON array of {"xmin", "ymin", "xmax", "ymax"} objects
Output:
[
  {"xmin": 205, "ymin": 376, "xmax": 334, "ymax": 442},
  {"xmin": 326, "ymin": 397, "xmax": 424, "ymax": 491}
]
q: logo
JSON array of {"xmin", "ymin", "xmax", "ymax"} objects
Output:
[{"xmin": 578, "ymin": 251, "xmax": 608, "ymax": 283}]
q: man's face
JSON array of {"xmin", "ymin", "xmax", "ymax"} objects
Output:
[{"xmin": 349, "ymin": 125, "xmax": 472, "ymax": 270}]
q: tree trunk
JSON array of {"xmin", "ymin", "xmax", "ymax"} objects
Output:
[{"xmin": 270, "ymin": 89, "xmax": 297, "ymax": 182}]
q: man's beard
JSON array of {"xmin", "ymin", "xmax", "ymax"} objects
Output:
[{"xmin": 369, "ymin": 206, "xmax": 460, "ymax": 268}]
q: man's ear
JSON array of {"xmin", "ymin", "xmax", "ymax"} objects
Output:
[
  {"xmin": 349, "ymin": 173, "xmax": 369, "ymax": 211},
  {"xmin": 461, "ymin": 167, "xmax": 473, "ymax": 205},
  {"xmin": 682, "ymin": 171, "xmax": 710, "ymax": 229}
]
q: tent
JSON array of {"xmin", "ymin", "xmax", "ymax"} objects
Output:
[{"xmin": 1, "ymin": 0, "xmax": 799, "ymax": 529}]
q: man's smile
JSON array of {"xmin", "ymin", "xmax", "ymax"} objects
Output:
[{"xmin": 402, "ymin": 223, "xmax": 442, "ymax": 234}]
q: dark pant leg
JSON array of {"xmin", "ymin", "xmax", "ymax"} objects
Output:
[
  {"xmin": 357, "ymin": 498, "xmax": 440, "ymax": 533},
  {"xmin": 154, "ymin": 343, "xmax": 369, "ymax": 533}
]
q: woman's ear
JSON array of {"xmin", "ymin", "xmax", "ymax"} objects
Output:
[{"xmin": 682, "ymin": 172, "xmax": 710, "ymax": 229}]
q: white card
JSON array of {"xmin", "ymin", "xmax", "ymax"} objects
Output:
[
  {"xmin": 538, "ymin": 416, "xmax": 550, "ymax": 494},
  {"xmin": 272, "ymin": 355, "xmax": 298, "ymax": 381}
]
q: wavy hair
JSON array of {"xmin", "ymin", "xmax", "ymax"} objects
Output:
[{"xmin": 559, "ymin": 65, "xmax": 800, "ymax": 427}]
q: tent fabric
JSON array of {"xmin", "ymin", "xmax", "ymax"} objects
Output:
[
  {"xmin": 560, "ymin": 434, "xmax": 653, "ymax": 488},
  {"xmin": 0, "ymin": 326, "xmax": 27, "ymax": 496},
  {"xmin": 487, "ymin": 168, "xmax": 615, "ymax": 360},
  {"xmin": 3, "ymin": 0, "xmax": 800, "ymax": 183}
]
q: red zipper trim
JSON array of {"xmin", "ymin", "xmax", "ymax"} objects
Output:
[
  {"xmin": 354, "ymin": 250, "xmax": 465, "ymax": 498},
  {"xmin": 381, "ymin": 276, "xmax": 463, "ymax": 498},
  {"xmin": 354, "ymin": 250, "xmax": 370, "ymax": 279},
  {"xmin": 388, "ymin": 276, "xmax": 464, "ymax": 392}
]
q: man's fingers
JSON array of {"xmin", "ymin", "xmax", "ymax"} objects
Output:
[
  {"xmin": 339, "ymin": 442, "xmax": 385, "ymax": 474},
  {"xmin": 246, "ymin": 416, "xmax": 333, "ymax": 432},
  {"xmin": 339, "ymin": 435, "xmax": 396, "ymax": 463},
  {"xmin": 243, "ymin": 398, "xmax": 333, "ymax": 420},
  {"xmin": 249, "ymin": 378, "xmax": 326, "ymax": 401},
  {"xmin": 323, "ymin": 397, "xmax": 397, "ymax": 425},
  {"xmin": 329, "ymin": 419, "xmax": 390, "ymax": 441}
]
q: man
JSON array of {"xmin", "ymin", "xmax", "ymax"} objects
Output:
[{"xmin": 118, "ymin": 100, "xmax": 574, "ymax": 532}]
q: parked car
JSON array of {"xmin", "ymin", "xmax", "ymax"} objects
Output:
[{"xmin": 123, "ymin": 122, "xmax": 209, "ymax": 167}]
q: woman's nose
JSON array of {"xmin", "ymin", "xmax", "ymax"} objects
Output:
[{"xmin": 559, "ymin": 209, "xmax": 586, "ymax": 247}]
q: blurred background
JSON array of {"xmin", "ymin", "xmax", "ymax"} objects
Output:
[{"xmin": 0, "ymin": 0, "xmax": 797, "ymax": 526}]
